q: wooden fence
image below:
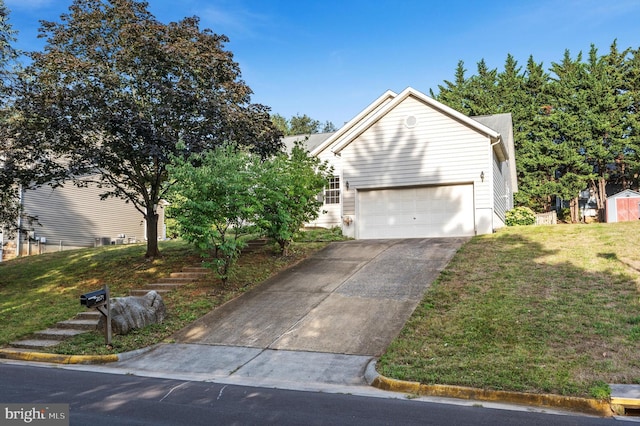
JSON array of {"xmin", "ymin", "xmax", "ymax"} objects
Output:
[{"xmin": 535, "ymin": 211, "xmax": 557, "ymax": 225}]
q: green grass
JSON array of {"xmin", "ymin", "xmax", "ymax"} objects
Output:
[
  {"xmin": 0, "ymin": 236, "xmax": 333, "ymax": 354},
  {"xmin": 4, "ymin": 223, "xmax": 640, "ymax": 398},
  {"xmin": 378, "ymin": 221, "xmax": 640, "ymax": 399}
]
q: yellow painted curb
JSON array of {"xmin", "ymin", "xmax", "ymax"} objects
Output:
[
  {"xmin": 371, "ymin": 374, "xmax": 612, "ymax": 417},
  {"xmin": 611, "ymin": 397, "xmax": 640, "ymax": 409},
  {"xmin": 0, "ymin": 349, "xmax": 118, "ymax": 365}
]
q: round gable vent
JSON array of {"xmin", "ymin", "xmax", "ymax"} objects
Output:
[{"xmin": 405, "ymin": 115, "xmax": 417, "ymax": 128}]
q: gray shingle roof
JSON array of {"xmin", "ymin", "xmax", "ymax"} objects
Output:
[{"xmin": 281, "ymin": 132, "xmax": 336, "ymax": 153}]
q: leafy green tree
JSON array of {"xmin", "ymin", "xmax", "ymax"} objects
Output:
[
  {"xmin": 168, "ymin": 140, "xmax": 331, "ymax": 279},
  {"xmin": 601, "ymin": 42, "xmax": 638, "ymax": 190},
  {"xmin": 168, "ymin": 146, "xmax": 257, "ymax": 284},
  {"xmin": 254, "ymin": 140, "xmax": 332, "ymax": 255},
  {"xmin": 0, "ymin": 0, "xmax": 22, "ymax": 231},
  {"xmin": 321, "ymin": 120, "xmax": 337, "ymax": 133},
  {"xmin": 271, "ymin": 113, "xmax": 289, "ymax": 135},
  {"xmin": 289, "ymin": 114, "xmax": 321, "ymax": 135},
  {"xmin": 13, "ymin": 0, "xmax": 281, "ymax": 258},
  {"xmin": 272, "ymin": 113, "xmax": 336, "ymax": 136}
]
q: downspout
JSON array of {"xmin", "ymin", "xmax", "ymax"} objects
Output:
[
  {"xmin": 490, "ymin": 135, "xmax": 502, "ymax": 148},
  {"xmin": 487, "ymin": 136, "xmax": 503, "ymax": 233}
]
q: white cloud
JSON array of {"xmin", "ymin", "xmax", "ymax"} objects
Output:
[
  {"xmin": 5, "ymin": 0, "xmax": 54, "ymax": 10},
  {"xmin": 198, "ymin": 4, "xmax": 273, "ymax": 39}
]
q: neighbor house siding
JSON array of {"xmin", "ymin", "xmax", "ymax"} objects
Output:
[
  {"xmin": 20, "ymin": 180, "xmax": 145, "ymax": 253},
  {"xmin": 339, "ymin": 95, "xmax": 491, "ymax": 215}
]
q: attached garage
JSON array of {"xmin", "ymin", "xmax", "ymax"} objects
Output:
[{"xmin": 357, "ymin": 184, "xmax": 475, "ymax": 239}]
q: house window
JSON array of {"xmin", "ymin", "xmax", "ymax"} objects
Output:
[{"xmin": 325, "ymin": 176, "xmax": 340, "ymax": 204}]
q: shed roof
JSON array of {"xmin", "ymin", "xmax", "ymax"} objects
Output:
[{"xmin": 607, "ymin": 189, "xmax": 640, "ymax": 199}]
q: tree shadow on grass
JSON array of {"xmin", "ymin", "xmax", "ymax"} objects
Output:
[{"xmin": 381, "ymin": 229, "xmax": 640, "ymax": 396}]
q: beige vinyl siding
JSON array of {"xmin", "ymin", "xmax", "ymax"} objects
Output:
[
  {"xmin": 310, "ymin": 149, "xmax": 342, "ymax": 228},
  {"xmin": 492, "ymin": 153, "xmax": 507, "ymax": 223},
  {"xmin": 339, "ymin": 96, "xmax": 491, "ymax": 217},
  {"xmin": 21, "ymin": 181, "xmax": 145, "ymax": 251}
]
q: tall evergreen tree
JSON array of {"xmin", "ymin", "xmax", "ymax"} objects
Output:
[
  {"xmin": 466, "ymin": 59, "xmax": 499, "ymax": 115},
  {"xmin": 432, "ymin": 60, "xmax": 470, "ymax": 114},
  {"xmin": 548, "ymin": 50, "xmax": 594, "ymax": 222},
  {"xmin": 620, "ymin": 46, "xmax": 640, "ymax": 190},
  {"xmin": 582, "ymin": 42, "xmax": 631, "ymax": 220},
  {"xmin": 496, "ymin": 54, "xmax": 524, "ymax": 114},
  {"xmin": 511, "ymin": 56, "xmax": 560, "ymax": 211},
  {"xmin": 434, "ymin": 41, "xmax": 640, "ymax": 216}
]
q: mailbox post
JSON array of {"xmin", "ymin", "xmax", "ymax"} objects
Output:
[{"xmin": 80, "ymin": 285, "xmax": 112, "ymax": 346}]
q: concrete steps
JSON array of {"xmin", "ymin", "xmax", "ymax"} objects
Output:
[
  {"xmin": 129, "ymin": 288, "xmax": 173, "ymax": 297},
  {"xmin": 128, "ymin": 266, "xmax": 210, "ymax": 296},
  {"xmin": 9, "ymin": 265, "xmax": 210, "ymax": 351},
  {"xmin": 56, "ymin": 319, "xmax": 99, "ymax": 330},
  {"xmin": 242, "ymin": 238, "xmax": 269, "ymax": 253},
  {"xmin": 10, "ymin": 339, "xmax": 62, "ymax": 350},
  {"xmin": 9, "ymin": 312, "xmax": 99, "ymax": 351},
  {"xmin": 35, "ymin": 328, "xmax": 88, "ymax": 341}
]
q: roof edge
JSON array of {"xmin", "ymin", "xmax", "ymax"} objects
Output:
[
  {"xmin": 311, "ymin": 90, "xmax": 398, "ymax": 156},
  {"xmin": 332, "ymin": 87, "xmax": 501, "ymax": 155}
]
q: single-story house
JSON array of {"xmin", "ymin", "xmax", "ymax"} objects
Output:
[
  {"xmin": 606, "ymin": 189, "xmax": 640, "ymax": 222},
  {"xmin": 1, "ymin": 177, "xmax": 166, "ymax": 260},
  {"xmin": 284, "ymin": 87, "xmax": 517, "ymax": 239}
]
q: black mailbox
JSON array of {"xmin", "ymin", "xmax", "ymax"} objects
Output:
[{"xmin": 80, "ymin": 289, "xmax": 107, "ymax": 308}]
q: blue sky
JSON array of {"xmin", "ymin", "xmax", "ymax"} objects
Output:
[{"xmin": 4, "ymin": 0, "xmax": 640, "ymax": 127}]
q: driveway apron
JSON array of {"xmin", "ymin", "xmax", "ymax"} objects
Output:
[{"xmin": 172, "ymin": 238, "xmax": 467, "ymax": 357}]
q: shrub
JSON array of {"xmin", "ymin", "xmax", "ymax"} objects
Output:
[{"xmin": 505, "ymin": 206, "xmax": 536, "ymax": 226}]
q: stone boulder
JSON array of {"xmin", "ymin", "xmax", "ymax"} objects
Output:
[{"xmin": 97, "ymin": 291, "xmax": 167, "ymax": 335}]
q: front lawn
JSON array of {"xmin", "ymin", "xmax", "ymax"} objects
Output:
[
  {"xmin": 378, "ymin": 221, "xmax": 640, "ymax": 398},
  {"xmin": 0, "ymin": 236, "xmax": 332, "ymax": 355}
]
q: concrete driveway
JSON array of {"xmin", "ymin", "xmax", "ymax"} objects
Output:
[
  {"xmin": 173, "ymin": 238, "xmax": 467, "ymax": 356},
  {"xmin": 102, "ymin": 238, "xmax": 467, "ymax": 389}
]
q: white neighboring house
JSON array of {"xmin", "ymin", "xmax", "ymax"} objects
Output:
[
  {"xmin": 283, "ymin": 87, "xmax": 517, "ymax": 239},
  {"xmin": 1, "ymin": 177, "xmax": 167, "ymax": 259}
]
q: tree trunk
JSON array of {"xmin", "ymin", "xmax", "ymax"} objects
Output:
[
  {"xmin": 545, "ymin": 195, "xmax": 552, "ymax": 213},
  {"xmin": 145, "ymin": 210, "xmax": 161, "ymax": 258},
  {"xmin": 570, "ymin": 196, "xmax": 580, "ymax": 223},
  {"xmin": 597, "ymin": 178, "xmax": 607, "ymax": 223}
]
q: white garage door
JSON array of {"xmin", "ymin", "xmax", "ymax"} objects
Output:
[{"xmin": 357, "ymin": 185, "xmax": 475, "ymax": 239}]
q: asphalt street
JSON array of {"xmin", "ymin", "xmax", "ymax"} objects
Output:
[{"xmin": 0, "ymin": 364, "xmax": 615, "ymax": 426}]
